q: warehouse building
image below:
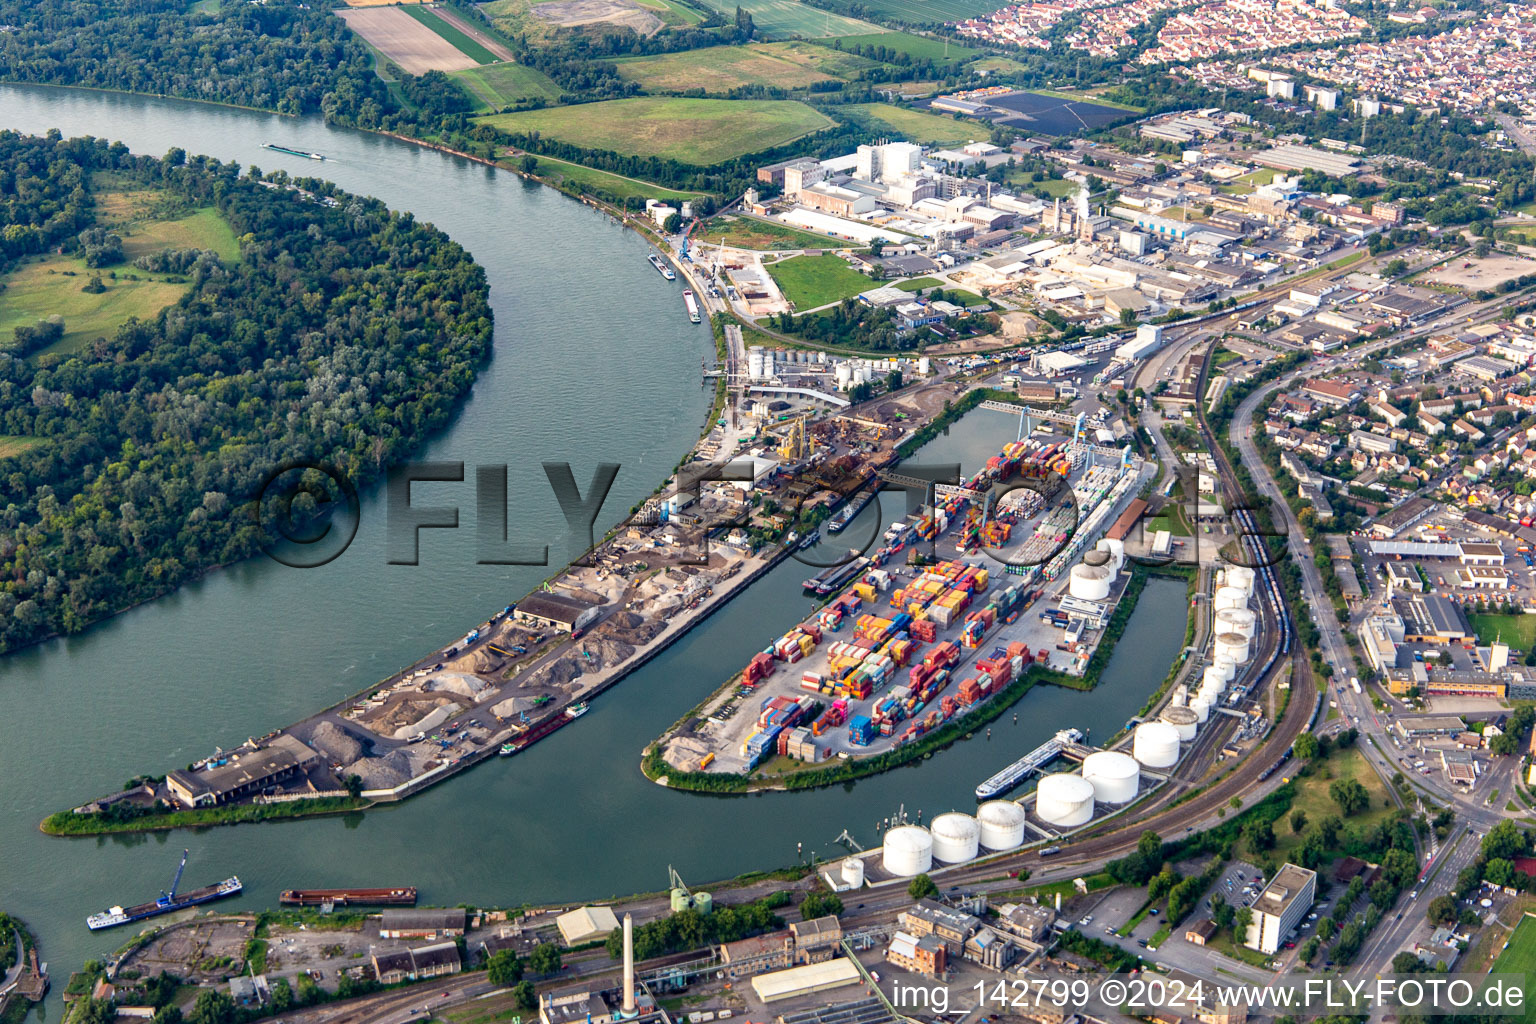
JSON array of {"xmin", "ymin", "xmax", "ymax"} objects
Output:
[
  {"xmin": 379, "ymin": 908, "xmax": 467, "ymax": 940},
  {"xmin": 513, "ymin": 593, "xmax": 603, "ymax": 634},
  {"xmin": 749, "ymin": 958, "xmax": 863, "ymax": 1004},
  {"xmin": 166, "ymin": 735, "xmax": 320, "ymax": 808},
  {"xmin": 1244, "ymin": 864, "xmax": 1317, "ymax": 954},
  {"xmin": 371, "ymin": 942, "xmax": 462, "ymax": 984},
  {"xmin": 555, "ymin": 905, "xmax": 620, "ymax": 945}
]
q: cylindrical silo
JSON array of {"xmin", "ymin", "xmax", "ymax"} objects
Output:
[
  {"xmin": 1215, "ymin": 607, "xmax": 1257, "ymax": 641},
  {"xmin": 693, "ymin": 892, "xmax": 712, "ymax": 915},
  {"xmin": 1133, "ymin": 721, "xmax": 1180, "ymax": 768},
  {"xmin": 1202, "ymin": 666, "xmax": 1227, "ymax": 690},
  {"xmin": 1171, "ymin": 684, "xmax": 1189, "ymax": 707},
  {"xmin": 882, "ymin": 826, "xmax": 933, "ymax": 877},
  {"xmin": 1084, "ymin": 549, "xmax": 1111, "ymax": 568},
  {"xmin": 977, "ymin": 801, "xmax": 1027, "ymax": 851},
  {"xmin": 1214, "ymin": 586, "xmax": 1247, "ymax": 612},
  {"xmin": 1214, "ymin": 631, "xmax": 1251, "ymax": 664},
  {"xmin": 1225, "ymin": 566, "xmax": 1255, "ymax": 598},
  {"xmin": 1190, "ymin": 695, "xmax": 1212, "ymax": 722},
  {"xmin": 840, "ymin": 858, "xmax": 865, "ymax": 889},
  {"xmin": 1213, "ymin": 656, "xmax": 1238, "ymax": 682},
  {"xmin": 1097, "ymin": 538, "xmax": 1126, "ymax": 573},
  {"xmin": 1036, "ymin": 774, "xmax": 1096, "ymax": 827},
  {"xmin": 1161, "ymin": 705, "xmax": 1199, "ymax": 742},
  {"xmin": 1069, "ymin": 563, "xmax": 1113, "ymax": 602},
  {"xmin": 1082, "ymin": 751, "xmax": 1140, "ymax": 803},
  {"xmin": 930, "ymin": 812, "xmax": 981, "ymax": 864}
]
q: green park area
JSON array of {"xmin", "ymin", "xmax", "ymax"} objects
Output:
[
  {"xmin": 695, "ymin": 215, "xmax": 844, "ymax": 250},
  {"xmin": 768, "ymin": 253, "xmax": 871, "ymax": 309},
  {"xmin": 831, "ymin": 30, "xmax": 975, "ymax": 61}
]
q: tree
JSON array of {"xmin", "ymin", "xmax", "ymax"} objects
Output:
[
  {"xmin": 487, "ymin": 950, "xmax": 524, "ymax": 986},
  {"xmin": 1119, "ymin": 306, "xmax": 1137, "ymax": 326},
  {"xmin": 528, "ymin": 943, "xmax": 562, "ymax": 976},
  {"xmin": 1392, "ymin": 951, "xmax": 1428, "ymax": 974},
  {"xmin": 1214, "ymin": 901, "xmax": 1235, "ymax": 931},
  {"xmin": 1483, "ymin": 821, "xmax": 1529, "ymax": 862},
  {"xmin": 1290, "ymin": 810, "xmax": 1308, "ymax": 834},
  {"xmin": 344, "ymin": 774, "xmax": 363, "ymax": 798},
  {"xmin": 189, "ymin": 990, "xmax": 234, "ymax": 1024},
  {"xmin": 1294, "ymin": 733, "xmax": 1320, "ymax": 760},
  {"xmin": 518, "ymin": 155, "xmax": 538, "ymax": 174},
  {"xmin": 799, "ymin": 891, "xmax": 844, "ymax": 919},
  {"xmin": 1426, "ymin": 894, "xmax": 1458, "ymax": 927},
  {"xmin": 908, "ymin": 874, "xmax": 939, "ymax": 901},
  {"xmin": 1234, "ymin": 906, "xmax": 1253, "ymax": 942},
  {"xmin": 512, "ymin": 981, "xmax": 537, "ymax": 1011},
  {"xmin": 1148, "ymin": 866, "xmax": 1179, "ymax": 901},
  {"xmin": 1244, "ymin": 818, "xmax": 1276, "ymax": 852},
  {"xmin": 1486, "ymin": 857, "xmax": 1514, "ymax": 888},
  {"xmin": 662, "ymin": 213, "xmax": 683, "ymax": 234},
  {"xmin": 1330, "ymin": 778, "xmax": 1369, "ymax": 817},
  {"xmin": 1491, "ymin": 731, "xmax": 1519, "ymax": 756}
]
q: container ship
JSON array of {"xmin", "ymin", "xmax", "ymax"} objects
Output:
[
  {"xmin": 263, "ymin": 142, "xmax": 325, "ymax": 161},
  {"xmin": 803, "ymin": 553, "xmax": 869, "ymax": 595},
  {"xmin": 279, "ymin": 888, "xmax": 417, "ymax": 907},
  {"xmin": 647, "ymin": 253, "xmax": 676, "ymax": 281},
  {"xmin": 86, "ymin": 850, "xmax": 241, "ymax": 931},
  {"xmin": 683, "ymin": 289, "xmax": 701, "ymax": 324}
]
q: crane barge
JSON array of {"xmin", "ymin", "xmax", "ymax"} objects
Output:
[{"xmin": 86, "ymin": 849, "xmax": 242, "ymax": 930}]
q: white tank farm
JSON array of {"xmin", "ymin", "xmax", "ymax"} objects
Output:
[
  {"xmin": 1082, "ymin": 750, "xmax": 1140, "ymax": 803},
  {"xmin": 977, "ymin": 801, "xmax": 1027, "ymax": 851},
  {"xmin": 1224, "ymin": 566, "xmax": 1255, "ymax": 597},
  {"xmin": 930, "ymin": 812, "xmax": 981, "ymax": 863},
  {"xmin": 1084, "ymin": 549, "xmax": 1111, "ymax": 567},
  {"xmin": 1069, "ymin": 562, "xmax": 1113, "ymax": 601},
  {"xmin": 1189, "ymin": 696, "xmax": 1212, "ymax": 722},
  {"xmin": 1036, "ymin": 773, "xmax": 1096, "ymax": 827},
  {"xmin": 1214, "ymin": 586, "xmax": 1248, "ymax": 612},
  {"xmin": 1214, "ymin": 631, "xmax": 1251, "ymax": 664},
  {"xmin": 1212, "ymin": 656, "xmax": 1238, "ymax": 682},
  {"xmin": 1160, "ymin": 705, "xmax": 1199, "ymax": 742},
  {"xmin": 882, "ymin": 825, "xmax": 933, "ymax": 877},
  {"xmin": 841, "ymin": 857, "xmax": 865, "ymax": 889},
  {"xmin": 1215, "ymin": 607, "xmax": 1257, "ymax": 640},
  {"xmin": 1171, "ymin": 684, "xmax": 1189, "ymax": 707},
  {"xmin": 1096, "ymin": 538, "xmax": 1126, "ymax": 572},
  {"xmin": 1202, "ymin": 666, "xmax": 1227, "ymax": 690},
  {"xmin": 1133, "ymin": 721, "xmax": 1181, "ymax": 768}
]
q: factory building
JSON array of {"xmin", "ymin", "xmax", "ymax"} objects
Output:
[
  {"xmin": 1244, "ymin": 864, "xmax": 1317, "ymax": 954},
  {"xmin": 371, "ymin": 942, "xmax": 462, "ymax": 984},
  {"xmin": 885, "ymin": 931, "xmax": 947, "ymax": 977},
  {"xmin": 513, "ymin": 593, "xmax": 603, "ymax": 634},
  {"xmin": 899, "ymin": 899, "xmax": 981, "ymax": 956},
  {"xmin": 165, "ymin": 735, "xmax": 320, "ymax": 808},
  {"xmin": 555, "ymin": 905, "xmax": 620, "ymax": 945},
  {"xmin": 749, "ymin": 958, "xmax": 863, "ymax": 1004}
]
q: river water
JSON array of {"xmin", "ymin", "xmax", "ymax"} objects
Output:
[{"xmin": 0, "ymin": 85, "xmax": 1187, "ymax": 1010}]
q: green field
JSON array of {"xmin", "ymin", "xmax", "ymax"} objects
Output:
[
  {"xmin": 832, "ymin": 30, "xmax": 974, "ymax": 60},
  {"xmin": 636, "ymin": 0, "xmax": 707, "ymax": 24},
  {"xmin": 613, "ymin": 41, "xmax": 880, "ymax": 92},
  {"xmin": 843, "ymin": 102, "xmax": 978, "ymax": 145},
  {"xmin": 478, "ymin": 97, "xmax": 834, "ymax": 164},
  {"xmin": 0, "ymin": 436, "xmax": 42, "ymax": 458},
  {"xmin": 119, "ymin": 207, "xmax": 241, "ymax": 263},
  {"xmin": 821, "ymin": 0, "xmax": 1000, "ymax": 25},
  {"xmin": 482, "ymin": 0, "xmax": 704, "ymax": 44},
  {"xmin": 452, "ymin": 62, "xmax": 563, "ymax": 108},
  {"xmin": 1468, "ymin": 612, "xmax": 1536, "ymax": 651},
  {"xmin": 1490, "ymin": 914, "xmax": 1536, "ymax": 1023},
  {"xmin": 403, "ymin": 6, "xmax": 499, "ymax": 63},
  {"xmin": 1267, "ymin": 747, "xmax": 1395, "ymax": 862},
  {"xmin": 519, "ymin": 154, "xmax": 700, "ymax": 201},
  {"xmin": 768, "ymin": 253, "xmax": 871, "ymax": 309},
  {"xmin": 694, "ymin": 0, "xmax": 886, "ymax": 38},
  {"xmin": 695, "ymin": 215, "xmax": 847, "ymax": 250}
]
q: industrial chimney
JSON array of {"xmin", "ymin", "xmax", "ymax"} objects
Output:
[{"xmin": 622, "ymin": 912, "xmax": 636, "ymax": 1016}]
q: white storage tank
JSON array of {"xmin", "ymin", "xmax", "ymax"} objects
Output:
[
  {"xmin": 1036, "ymin": 774, "xmax": 1096, "ymax": 827},
  {"xmin": 1215, "ymin": 607, "xmax": 1257, "ymax": 640},
  {"xmin": 1212, "ymin": 656, "xmax": 1237, "ymax": 682},
  {"xmin": 1160, "ymin": 705, "xmax": 1199, "ymax": 742},
  {"xmin": 1096, "ymin": 538, "xmax": 1126, "ymax": 572},
  {"xmin": 1225, "ymin": 566, "xmax": 1255, "ymax": 597},
  {"xmin": 1082, "ymin": 751, "xmax": 1140, "ymax": 804},
  {"xmin": 841, "ymin": 857, "xmax": 865, "ymax": 889},
  {"xmin": 1133, "ymin": 721, "xmax": 1180, "ymax": 768},
  {"xmin": 1214, "ymin": 586, "xmax": 1247, "ymax": 612},
  {"xmin": 882, "ymin": 826, "xmax": 933, "ymax": 877},
  {"xmin": 1069, "ymin": 563, "xmax": 1113, "ymax": 602},
  {"xmin": 1171, "ymin": 684, "xmax": 1189, "ymax": 708},
  {"xmin": 977, "ymin": 801, "xmax": 1027, "ymax": 851},
  {"xmin": 1202, "ymin": 666, "xmax": 1227, "ymax": 690},
  {"xmin": 1084, "ymin": 549, "xmax": 1111, "ymax": 568},
  {"xmin": 1189, "ymin": 695, "xmax": 1212, "ymax": 723},
  {"xmin": 930, "ymin": 812, "xmax": 981, "ymax": 864},
  {"xmin": 1214, "ymin": 631, "xmax": 1251, "ymax": 664}
]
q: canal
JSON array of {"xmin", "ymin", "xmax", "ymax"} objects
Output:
[{"xmin": 0, "ymin": 88, "xmax": 1189, "ymax": 1010}]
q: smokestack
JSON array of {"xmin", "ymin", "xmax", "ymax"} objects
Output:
[
  {"xmin": 622, "ymin": 913, "xmax": 636, "ymax": 1015},
  {"xmin": 1054, "ymin": 893, "xmax": 1061, "ymax": 912}
]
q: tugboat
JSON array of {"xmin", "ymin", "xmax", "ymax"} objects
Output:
[
  {"xmin": 499, "ymin": 742, "xmax": 518, "ymax": 757},
  {"xmin": 564, "ymin": 701, "xmax": 590, "ymax": 719}
]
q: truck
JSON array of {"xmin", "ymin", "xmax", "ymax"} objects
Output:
[{"xmin": 1350, "ymin": 677, "xmax": 1361, "ymax": 695}]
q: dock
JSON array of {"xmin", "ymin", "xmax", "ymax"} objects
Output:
[{"xmin": 975, "ymin": 727, "xmax": 1082, "ymax": 799}]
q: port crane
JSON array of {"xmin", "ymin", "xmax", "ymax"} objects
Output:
[
  {"xmin": 679, "ymin": 218, "xmax": 700, "ymax": 261},
  {"xmin": 156, "ymin": 850, "xmax": 190, "ymax": 909}
]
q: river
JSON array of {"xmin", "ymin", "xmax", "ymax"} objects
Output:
[{"xmin": 0, "ymin": 86, "xmax": 1188, "ymax": 1013}]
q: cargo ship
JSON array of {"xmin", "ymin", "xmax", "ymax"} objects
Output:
[
  {"xmin": 86, "ymin": 850, "xmax": 241, "ymax": 930},
  {"xmin": 975, "ymin": 728, "xmax": 1082, "ymax": 799},
  {"xmin": 503, "ymin": 701, "xmax": 590, "ymax": 753},
  {"xmin": 279, "ymin": 888, "xmax": 417, "ymax": 907},
  {"xmin": 263, "ymin": 142, "xmax": 325, "ymax": 161},
  {"xmin": 803, "ymin": 553, "xmax": 869, "ymax": 595},
  {"xmin": 826, "ymin": 493, "xmax": 874, "ymax": 534},
  {"xmin": 683, "ymin": 289, "xmax": 701, "ymax": 324},
  {"xmin": 647, "ymin": 253, "xmax": 676, "ymax": 281}
]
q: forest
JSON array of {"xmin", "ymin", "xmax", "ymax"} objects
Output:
[{"xmin": 0, "ymin": 133, "xmax": 493, "ymax": 653}]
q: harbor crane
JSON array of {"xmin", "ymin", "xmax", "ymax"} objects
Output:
[{"xmin": 156, "ymin": 850, "xmax": 190, "ymax": 909}]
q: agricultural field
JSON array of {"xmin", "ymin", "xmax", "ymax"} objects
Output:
[
  {"xmin": 452, "ymin": 62, "xmax": 564, "ymax": 108},
  {"xmin": 613, "ymin": 41, "xmax": 881, "ymax": 92},
  {"xmin": 832, "ymin": 30, "xmax": 974, "ymax": 60},
  {"xmin": 337, "ymin": 6, "xmax": 483, "ymax": 73},
  {"xmin": 478, "ymin": 97, "xmax": 834, "ymax": 164},
  {"xmin": 830, "ymin": 0, "xmax": 1001, "ymax": 26},
  {"xmin": 768, "ymin": 253, "xmax": 871, "ymax": 309},
  {"xmin": 695, "ymin": 214, "xmax": 847, "ymax": 250},
  {"xmin": 406, "ymin": 5, "xmax": 516, "ymax": 61},
  {"xmin": 694, "ymin": 0, "xmax": 887, "ymax": 38},
  {"xmin": 481, "ymin": 0, "xmax": 700, "ymax": 43},
  {"xmin": 517, "ymin": 154, "xmax": 700, "ymax": 201},
  {"xmin": 0, "ymin": 184, "xmax": 239, "ymax": 357},
  {"xmin": 842, "ymin": 102, "xmax": 978, "ymax": 145}
]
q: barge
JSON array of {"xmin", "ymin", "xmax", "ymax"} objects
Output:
[
  {"xmin": 975, "ymin": 727, "xmax": 1082, "ymax": 800},
  {"xmin": 263, "ymin": 143, "xmax": 325, "ymax": 161},
  {"xmin": 647, "ymin": 253, "xmax": 676, "ymax": 281},
  {"xmin": 803, "ymin": 553, "xmax": 869, "ymax": 595},
  {"xmin": 279, "ymin": 887, "xmax": 417, "ymax": 907},
  {"xmin": 87, "ymin": 850, "xmax": 241, "ymax": 931},
  {"xmin": 683, "ymin": 289, "xmax": 701, "ymax": 324}
]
